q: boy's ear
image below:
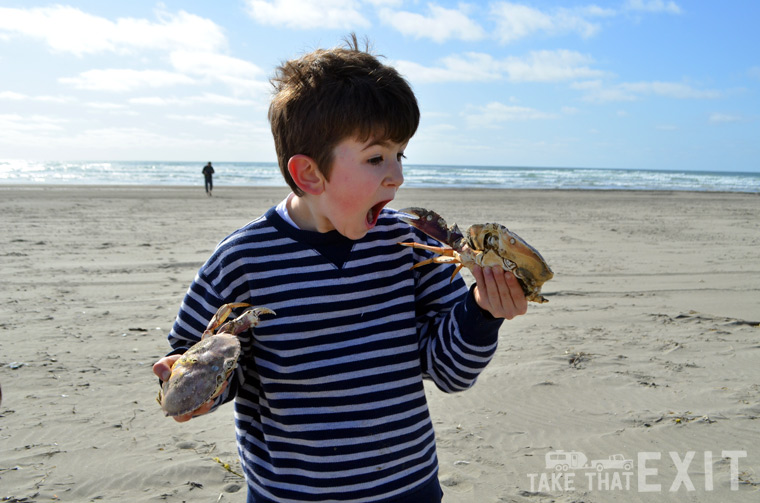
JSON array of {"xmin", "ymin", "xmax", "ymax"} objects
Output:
[{"xmin": 288, "ymin": 155, "xmax": 325, "ymax": 195}]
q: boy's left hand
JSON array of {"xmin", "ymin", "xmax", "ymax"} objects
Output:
[{"xmin": 472, "ymin": 265, "xmax": 528, "ymax": 320}]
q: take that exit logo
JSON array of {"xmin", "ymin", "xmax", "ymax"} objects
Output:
[{"xmin": 527, "ymin": 450, "xmax": 749, "ymax": 493}]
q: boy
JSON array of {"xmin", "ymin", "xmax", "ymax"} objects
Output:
[{"xmin": 153, "ymin": 36, "xmax": 527, "ymax": 502}]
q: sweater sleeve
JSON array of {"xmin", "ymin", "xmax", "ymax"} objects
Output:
[{"xmin": 412, "ymin": 235, "xmax": 504, "ymax": 393}]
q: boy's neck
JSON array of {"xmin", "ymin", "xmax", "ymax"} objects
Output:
[{"xmin": 287, "ymin": 193, "xmax": 328, "ymax": 233}]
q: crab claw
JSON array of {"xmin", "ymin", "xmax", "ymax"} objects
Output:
[
  {"xmin": 398, "ymin": 207, "xmax": 467, "ymax": 281},
  {"xmin": 216, "ymin": 306, "xmax": 276, "ymax": 336},
  {"xmin": 202, "ymin": 302, "xmax": 252, "ymax": 339},
  {"xmin": 398, "ymin": 207, "xmax": 464, "ymax": 246}
]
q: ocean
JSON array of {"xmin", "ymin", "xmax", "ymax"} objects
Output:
[{"xmin": 1, "ymin": 159, "xmax": 758, "ymax": 193}]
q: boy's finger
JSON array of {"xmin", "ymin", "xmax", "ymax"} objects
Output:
[
  {"xmin": 492, "ymin": 267, "xmax": 516, "ymax": 317},
  {"xmin": 482, "ymin": 266, "xmax": 502, "ymax": 313},
  {"xmin": 471, "ymin": 264, "xmax": 485, "ymax": 286},
  {"xmin": 173, "ymin": 399, "xmax": 214, "ymax": 423},
  {"xmin": 174, "ymin": 411, "xmax": 194, "ymax": 423},
  {"xmin": 503, "ymin": 270, "xmax": 528, "ymax": 315},
  {"xmin": 153, "ymin": 354, "xmax": 180, "ymax": 381},
  {"xmin": 153, "ymin": 360, "xmax": 171, "ymax": 382}
]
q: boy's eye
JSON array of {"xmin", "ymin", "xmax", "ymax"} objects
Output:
[{"xmin": 368, "ymin": 152, "xmax": 405, "ymax": 165}]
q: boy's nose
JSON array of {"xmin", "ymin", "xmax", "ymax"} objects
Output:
[{"xmin": 385, "ymin": 160, "xmax": 404, "ymax": 187}]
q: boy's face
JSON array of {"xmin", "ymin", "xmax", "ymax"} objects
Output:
[{"xmin": 314, "ymin": 135, "xmax": 407, "ymax": 240}]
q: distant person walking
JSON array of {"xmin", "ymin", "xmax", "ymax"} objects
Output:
[{"xmin": 202, "ymin": 162, "xmax": 215, "ymax": 196}]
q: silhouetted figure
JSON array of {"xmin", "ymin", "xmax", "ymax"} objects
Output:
[{"xmin": 202, "ymin": 162, "xmax": 215, "ymax": 196}]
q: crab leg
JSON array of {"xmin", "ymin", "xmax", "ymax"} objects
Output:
[
  {"xmin": 398, "ymin": 241, "xmax": 453, "ymax": 256},
  {"xmin": 399, "ymin": 242, "xmax": 464, "ymax": 281}
]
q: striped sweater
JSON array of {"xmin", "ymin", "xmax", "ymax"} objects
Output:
[{"xmin": 168, "ymin": 205, "xmax": 503, "ymax": 502}]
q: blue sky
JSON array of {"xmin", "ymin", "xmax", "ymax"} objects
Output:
[{"xmin": 1, "ymin": 1, "xmax": 758, "ymax": 172}]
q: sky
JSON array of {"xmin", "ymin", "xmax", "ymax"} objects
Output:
[{"xmin": 0, "ymin": 1, "xmax": 758, "ymax": 172}]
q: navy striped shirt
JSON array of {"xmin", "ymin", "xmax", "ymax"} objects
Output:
[{"xmin": 168, "ymin": 206, "xmax": 502, "ymax": 502}]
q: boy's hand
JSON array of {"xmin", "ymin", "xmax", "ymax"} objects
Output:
[
  {"xmin": 472, "ymin": 265, "xmax": 528, "ymax": 320},
  {"xmin": 153, "ymin": 354, "xmax": 223, "ymax": 423}
]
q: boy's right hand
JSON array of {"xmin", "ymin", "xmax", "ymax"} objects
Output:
[
  {"xmin": 153, "ymin": 355, "xmax": 220, "ymax": 423},
  {"xmin": 471, "ymin": 265, "xmax": 528, "ymax": 320}
]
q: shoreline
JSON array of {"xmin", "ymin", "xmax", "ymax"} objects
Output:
[
  {"xmin": 1, "ymin": 185, "xmax": 758, "ymax": 502},
  {"xmin": 1, "ymin": 182, "xmax": 759, "ymax": 195}
]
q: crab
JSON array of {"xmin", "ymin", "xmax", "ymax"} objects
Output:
[
  {"xmin": 398, "ymin": 207, "xmax": 554, "ymax": 303},
  {"xmin": 157, "ymin": 302, "xmax": 275, "ymax": 417}
]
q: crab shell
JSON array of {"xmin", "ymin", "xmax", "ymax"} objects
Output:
[
  {"xmin": 399, "ymin": 207, "xmax": 554, "ymax": 303},
  {"xmin": 159, "ymin": 333, "xmax": 241, "ymax": 417},
  {"xmin": 461, "ymin": 222, "xmax": 554, "ymax": 303},
  {"xmin": 158, "ymin": 304, "xmax": 275, "ymax": 417}
]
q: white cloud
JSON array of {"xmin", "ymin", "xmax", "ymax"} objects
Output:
[
  {"xmin": 167, "ymin": 114, "xmax": 256, "ymax": 129},
  {"xmin": 621, "ymin": 81, "xmax": 720, "ymax": 99},
  {"xmin": 84, "ymin": 102, "xmax": 127, "ymax": 110},
  {"xmin": 0, "ymin": 6, "xmax": 114, "ymax": 56},
  {"xmin": 503, "ymin": 50, "xmax": 605, "ymax": 82},
  {"xmin": 60, "ymin": 69, "xmax": 195, "ymax": 92},
  {"xmin": 244, "ymin": 0, "xmax": 369, "ymax": 29},
  {"xmin": 0, "ymin": 6, "xmax": 226, "ymax": 56},
  {"xmin": 397, "ymin": 52, "xmax": 503, "ymax": 83},
  {"xmin": 574, "ymin": 80, "xmax": 719, "ymax": 102},
  {"xmin": 0, "ymin": 91, "xmax": 74, "ymax": 103},
  {"xmin": 490, "ymin": 2, "xmax": 603, "ymax": 43},
  {"xmin": 379, "ymin": 4, "xmax": 485, "ymax": 43},
  {"xmin": 487, "ymin": 1, "xmax": 678, "ymax": 44},
  {"xmin": 169, "ymin": 51, "xmax": 269, "ymax": 96},
  {"xmin": 70, "ymin": 127, "xmax": 189, "ymax": 150},
  {"xmin": 364, "ymin": 0, "xmax": 402, "ymax": 6},
  {"xmin": 572, "ymin": 80, "xmax": 637, "ymax": 102},
  {"xmin": 709, "ymin": 113, "xmax": 743, "ymax": 123},
  {"xmin": 465, "ymin": 102, "xmax": 557, "ymax": 128},
  {"xmin": 129, "ymin": 97, "xmax": 175, "ymax": 106},
  {"xmin": 192, "ymin": 93, "xmax": 261, "ymax": 106},
  {"xmin": 130, "ymin": 93, "xmax": 259, "ymax": 107},
  {"xmin": 625, "ymin": 0, "xmax": 682, "ymax": 15},
  {"xmin": 0, "ymin": 120, "xmax": 268, "ymax": 158},
  {"xmin": 396, "ymin": 50, "xmax": 603, "ymax": 84},
  {"xmin": 580, "ymin": 5, "xmax": 618, "ymax": 18},
  {"xmin": 36, "ymin": 95, "xmax": 75, "ymax": 104},
  {"xmin": 0, "ymin": 114, "xmax": 67, "ymax": 133},
  {"xmin": 113, "ymin": 9, "xmax": 227, "ymax": 52},
  {"xmin": 170, "ymin": 51, "xmax": 263, "ymax": 80},
  {"xmin": 0, "ymin": 91, "xmax": 27, "ymax": 101}
]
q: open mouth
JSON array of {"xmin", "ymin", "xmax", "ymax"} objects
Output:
[{"xmin": 366, "ymin": 200, "xmax": 390, "ymax": 227}]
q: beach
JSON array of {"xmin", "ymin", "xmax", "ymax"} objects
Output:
[{"xmin": 1, "ymin": 185, "xmax": 758, "ymax": 502}]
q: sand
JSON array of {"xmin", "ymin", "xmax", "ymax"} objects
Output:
[{"xmin": 1, "ymin": 185, "xmax": 758, "ymax": 502}]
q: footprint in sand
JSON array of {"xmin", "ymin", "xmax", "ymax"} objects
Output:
[{"xmin": 439, "ymin": 472, "xmax": 474, "ymax": 493}]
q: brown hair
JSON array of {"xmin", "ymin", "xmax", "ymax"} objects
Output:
[{"xmin": 268, "ymin": 34, "xmax": 420, "ymax": 196}]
